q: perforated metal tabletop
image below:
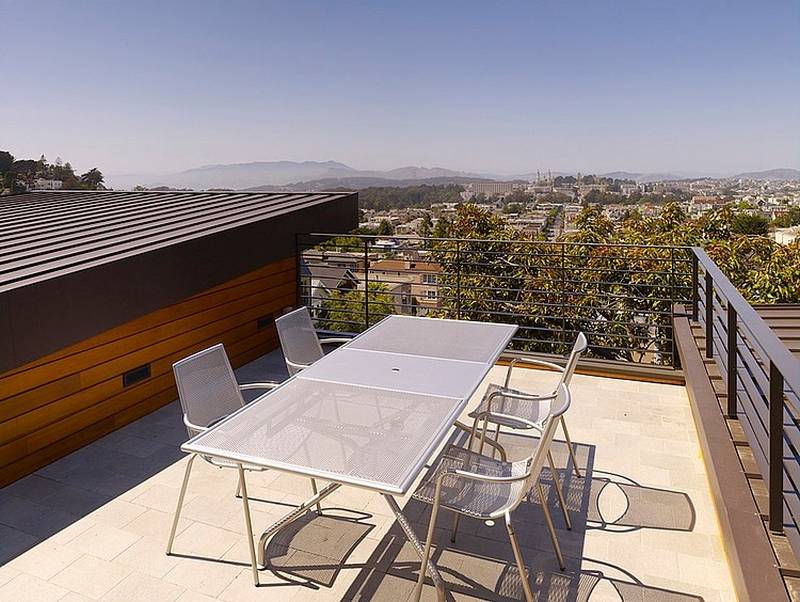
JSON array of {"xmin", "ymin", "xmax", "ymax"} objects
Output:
[{"xmin": 182, "ymin": 316, "xmax": 517, "ymax": 495}]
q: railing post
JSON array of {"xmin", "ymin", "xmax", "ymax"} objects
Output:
[
  {"xmin": 455, "ymin": 240, "xmax": 461, "ymax": 320},
  {"xmin": 727, "ymin": 305, "xmax": 737, "ymax": 417},
  {"xmin": 295, "ymin": 233, "xmax": 302, "ymax": 308},
  {"xmin": 705, "ymin": 270, "xmax": 714, "ymax": 359},
  {"xmin": 669, "ymin": 247, "xmax": 677, "ymax": 368},
  {"xmin": 769, "ymin": 361, "xmax": 785, "ymax": 533},
  {"xmin": 560, "ymin": 243, "xmax": 566, "ymax": 354},
  {"xmin": 691, "ymin": 252, "xmax": 699, "ymax": 321},
  {"xmin": 363, "ymin": 239, "xmax": 370, "ymax": 329}
]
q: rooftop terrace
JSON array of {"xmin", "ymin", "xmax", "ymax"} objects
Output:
[{"xmin": 0, "ymin": 349, "xmax": 736, "ymax": 601}]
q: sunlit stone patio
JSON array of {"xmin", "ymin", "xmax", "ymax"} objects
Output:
[{"xmin": 0, "ymin": 350, "xmax": 736, "ymax": 601}]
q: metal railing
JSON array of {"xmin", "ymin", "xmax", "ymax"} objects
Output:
[
  {"xmin": 694, "ymin": 247, "xmax": 800, "ymax": 557},
  {"xmin": 297, "ymin": 233, "xmax": 694, "ymax": 368}
]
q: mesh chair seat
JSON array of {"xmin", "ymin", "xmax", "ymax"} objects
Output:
[
  {"xmin": 469, "ymin": 383, "xmax": 551, "ymax": 429},
  {"xmin": 412, "ymin": 444, "xmax": 531, "ymax": 519}
]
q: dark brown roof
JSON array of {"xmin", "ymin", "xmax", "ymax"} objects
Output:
[{"xmin": 0, "ymin": 190, "xmax": 354, "ymax": 293}]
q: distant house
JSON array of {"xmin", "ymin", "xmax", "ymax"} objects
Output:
[
  {"xmin": 368, "ymin": 258, "xmax": 442, "ymax": 315},
  {"xmin": 32, "ymin": 178, "xmax": 62, "ymax": 190},
  {"xmin": 300, "ymin": 263, "xmax": 360, "ymax": 315}
]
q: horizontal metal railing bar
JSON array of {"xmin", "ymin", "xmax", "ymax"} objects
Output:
[
  {"xmin": 301, "ymin": 232, "xmax": 694, "ymax": 250},
  {"xmin": 696, "ymin": 248, "xmax": 800, "ymax": 398},
  {"xmin": 299, "ymin": 247, "xmax": 695, "ymax": 265},
  {"xmin": 305, "ymin": 304, "xmax": 674, "ymax": 340},
  {"xmin": 303, "ymin": 289, "xmax": 683, "ymax": 318}
]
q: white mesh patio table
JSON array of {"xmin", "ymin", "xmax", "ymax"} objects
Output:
[{"xmin": 182, "ymin": 315, "xmax": 516, "ymax": 595}]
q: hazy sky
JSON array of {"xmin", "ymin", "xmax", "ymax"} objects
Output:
[{"xmin": 3, "ymin": 0, "xmax": 799, "ymax": 177}]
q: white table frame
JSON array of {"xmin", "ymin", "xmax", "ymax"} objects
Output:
[{"xmin": 176, "ymin": 316, "xmax": 516, "ymax": 599}]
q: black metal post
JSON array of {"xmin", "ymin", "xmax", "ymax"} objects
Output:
[
  {"xmin": 727, "ymin": 305, "xmax": 737, "ymax": 417},
  {"xmin": 691, "ymin": 252, "xmax": 699, "ymax": 321},
  {"xmin": 560, "ymin": 243, "xmax": 566, "ymax": 353},
  {"xmin": 295, "ymin": 233, "xmax": 302, "ymax": 308},
  {"xmin": 705, "ymin": 271, "xmax": 714, "ymax": 359},
  {"xmin": 455, "ymin": 240, "xmax": 461, "ymax": 320},
  {"xmin": 769, "ymin": 361, "xmax": 785, "ymax": 533},
  {"xmin": 363, "ymin": 239, "xmax": 370, "ymax": 329}
]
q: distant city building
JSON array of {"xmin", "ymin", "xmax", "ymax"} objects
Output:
[
  {"xmin": 32, "ymin": 178, "xmax": 62, "ymax": 190},
  {"xmin": 466, "ymin": 181, "xmax": 518, "ymax": 197},
  {"xmin": 773, "ymin": 227, "xmax": 799, "ymax": 245}
]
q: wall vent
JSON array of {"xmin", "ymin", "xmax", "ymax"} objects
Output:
[
  {"xmin": 123, "ymin": 364, "xmax": 151, "ymax": 387},
  {"xmin": 257, "ymin": 315, "xmax": 275, "ymax": 329}
]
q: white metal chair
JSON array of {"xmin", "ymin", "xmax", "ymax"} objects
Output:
[
  {"xmin": 166, "ymin": 343, "xmax": 319, "ymax": 555},
  {"xmin": 469, "ymin": 332, "xmax": 588, "ymax": 479},
  {"xmin": 275, "ymin": 306, "xmax": 351, "ymax": 376},
  {"xmin": 412, "ymin": 384, "xmax": 573, "ymax": 602}
]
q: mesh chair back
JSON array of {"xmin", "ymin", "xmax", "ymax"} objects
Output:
[
  {"xmin": 504, "ymin": 383, "xmax": 571, "ymax": 516},
  {"xmin": 173, "ymin": 344, "xmax": 244, "ymax": 437},
  {"xmin": 275, "ymin": 307, "xmax": 324, "ymax": 375},
  {"xmin": 558, "ymin": 332, "xmax": 588, "ymax": 389}
]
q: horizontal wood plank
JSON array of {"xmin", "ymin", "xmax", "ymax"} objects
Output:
[{"xmin": 0, "ymin": 258, "xmax": 295, "ymax": 485}]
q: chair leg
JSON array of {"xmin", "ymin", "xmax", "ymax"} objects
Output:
[
  {"xmin": 561, "ymin": 416, "xmax": 581, "ymax": 478},
  {"xmin": 235, "ymin": 474, "xmax": 242, "ymax": 498},
  {"xmin": 547, "ymin": 451, "xmax": 572, "ymax": 530},
  {"xmin": 450, "ymin": 511, "xmax": 461, "ymax": 543},
  {"xmin": 491, "ymin": 423, "xmax": 502, "ymax": 459},
  {"xmin": 310, "ymin": 478, "xmax": 322, "ymax": 514},
  {"xmin": 237, "ymin": 465, "xmax": 259, "ymax": 586},
  {"xmin": 413, "ymin": 499, "xmax": 442, "ymax": 602},
  {"xmin": 537, "ymin": 482, "xmax": 565, "ymax": 570},
  {"xmin": 166, "ymin": 454, "xmax": 195, "ymax": 554},
  {"xmin": 505, "ymin": 514, "xmax": 535, "ymax": 602}
]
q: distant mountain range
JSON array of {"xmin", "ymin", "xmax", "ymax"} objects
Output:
[
  {"xmin": 107, "ymin": 161, "xmax": 800, "ymax": 190},
  {"xmin": 730, "ymin": 168, "xmax": 799, "ymax": 181}
]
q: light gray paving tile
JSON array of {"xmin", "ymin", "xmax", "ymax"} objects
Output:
[
  {"xmin": 0, "ymin": 572, "xmax": 68, "ymax": 602},
  {"xmin": 50, "ymin": 554, "xmax": 133, "ymax": 600},
  {"xmin": 102, "ymin": 571, "xmax": 185, "ymax": 602}
]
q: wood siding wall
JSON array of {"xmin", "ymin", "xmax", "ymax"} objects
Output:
[{"xmin": 0, "ymin": 256, "xmax": 296, "ymax": 486}]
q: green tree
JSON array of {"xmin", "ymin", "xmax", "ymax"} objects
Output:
[
  {"xmin": 417, "ymin": 213, "xmax": 433, "ymax": 238},
  {"xmin": 432, "ymin": 215, "xmax": 451, "ymax": 238},
  {"xmin": 80, "ymin": 168, "xmax": 104, "ymax": 189},
  {"xmin": 319, "ymin": 282, "xmax": 396, "ymax": 332},
  {"xmin": 731, "ymin": 213, "xmax": 770, "ymax": 236},
  {"xmin": 376, "ymin": 219, "xmax": 394, "ymax": 236},
  {"xmin": 0, "ymin": 150, "xmax": 14, "ymax": 174}
]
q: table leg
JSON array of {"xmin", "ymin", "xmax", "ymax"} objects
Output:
[
  {"xmin": 382, "ymin": 494, "xmax": 446, "ymax": 602},
  {"xmin": 256, "ymin": 482, "xmax": 341, "ymax": 568}
]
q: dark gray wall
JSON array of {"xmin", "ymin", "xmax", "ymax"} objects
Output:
[{"xmin": 0, "ymin": 194, "xmax": 357, "ymax": 373}]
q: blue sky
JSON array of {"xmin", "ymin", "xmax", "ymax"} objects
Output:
[{"xmin": 3, "ymin": 0, "xmax": 799, "ymax": 177}]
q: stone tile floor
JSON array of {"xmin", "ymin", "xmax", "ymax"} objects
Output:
[{"xmin": 0, "ymin": 350, "xmax": 736, "ymax": 601}]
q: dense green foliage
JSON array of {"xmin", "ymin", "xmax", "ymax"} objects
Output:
[
  {"xmin": 358, "ymin": 184, "xmax": 463, "ymax": 210},
  {"xmin": 425, "ymin": 202, "xmax": 800, "ymax": 363},
  {"xmin": 318, "ymin": 282, "xmax": 396, "ymax": 332}
]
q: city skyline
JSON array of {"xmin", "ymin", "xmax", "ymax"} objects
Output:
[{"xmin": 3, "ymin": 0, "xmax": 799, "ymax": 177}]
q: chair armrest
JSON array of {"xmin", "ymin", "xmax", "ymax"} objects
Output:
[
  {"xmin": 452, "ymin": 468, "xmax": 530, "ymax": 484},
  {"xmin": 472, "ymin": 409, "xmax": 544, "ymax": 432},
  {"xmin": 505, "ymin": 357, "xmax": 563, "ymax": 388},
  {"xmin": 453, "ymin": 420, "xmax": 507, "ymax": 461},
  {"xmin": 285, "ymin": 359, "xmax": 311, "ymax": 371},
  {"xmin": 183, "ymin": 415, "xmax": 209, "ymax": 434},
  {"xmin": 238, "ymin": 382, "xmax": 280, "ymax": 391},
  {"xmin": 319, "ymin": 337, "xmax": 352, "ymax": 346}
]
